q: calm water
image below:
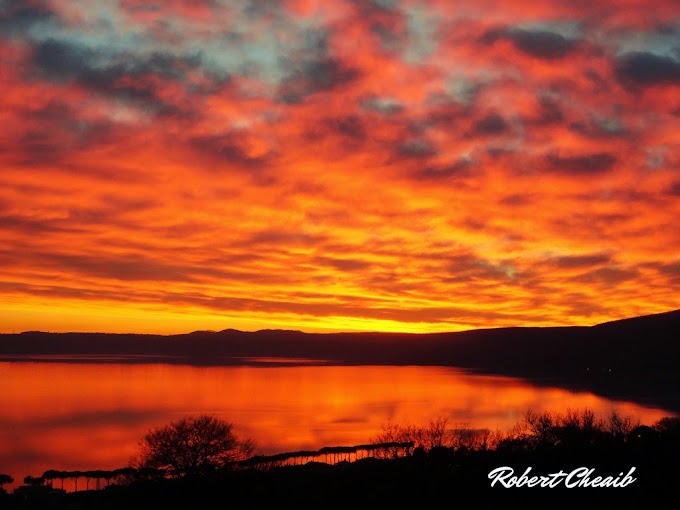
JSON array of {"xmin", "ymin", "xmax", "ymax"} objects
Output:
[{"xmin": 1, "ymin": 361, "xmax": 673, "ymax": 491}]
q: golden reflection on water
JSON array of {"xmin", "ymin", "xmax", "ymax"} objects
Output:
[{"xmin": 0, "ymin": 362, "xmax": 673, "ymax": 491}]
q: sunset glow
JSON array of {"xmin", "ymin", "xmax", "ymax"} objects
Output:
[{"xmin": 1, "ymin": 0, "xmax": 679, "ymax": 333}]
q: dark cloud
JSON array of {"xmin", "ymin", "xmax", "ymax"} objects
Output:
[
  {"xmin": 304, "ymin": 115, "xmax": 369, "ymax": 155},
  {"xmin": 349, "ymin": 0, "xmax": 400, "ymax": 16},
  {"xmin": 560, "ymin": 294, "xmax": 612, "ymax": 318},
  {"xmin": 668, "ymin": 181, "xmax": 680, "ymax": 196},
  {"xmin": 30, "ymin": 39, "xmax": 201, "ymax": 114},
  {"xmin": 571, "ymin": 267, "xmax": 639, "ymax": 285},
  {"xmin": 507, "ymin": 29, "xmax": 577, "ymax": 59},
  {"xmin": 442, "ymin": 253, "xmax": 516, "ymax": 283},
  {"xmin": 479, "ymin": 147, "xmax": 505, "ymax": 160},
  {"xmin": 472, "ymin": 113, "xmax": 508, "ymax": 135},
  {"xmin": 499, "ymin": 194, "xmax": 534, "ymax": 206},
  {"xmin": 423, "ymin": 101, "xmax": 466, "ymax": 127},
  {"xmin": 0, "ymin": 280, "xmax": 113, "ymax": 301},
  {"xmin": 570, "ymin": 116, "xmax": 628, "ymax": 139},
  {"xmin": 244, "ymin": 230, "xmax": 327, "ymax": 247},
  {"xmin": 62, "ymin": 204, "xmax": 151, "ymax": 230},
  {"xmin": 242, "ymin": 0, "xmax": 285, "ymax": 19},
  {"xmin": 0, "ymin": 215, "xmax": 86, "ymax": 234},
  {"xmin": 551, "ymin": 212, "xmax": 631, "ymax": 239},
  {"xmin": 348, "ymin": 0, "xmax": 405, "ymax": 55},
  {"xmin": 0, "ymin": 0, "xmax": 58, "ymax": 36},
  {"xmin": 397, "ymin": 139, "xmax": 437, "ymax": 159},
  {"xmin": 137, "ymin": 51, "xmax": 203, "ymax": 80},
  {"xmin": 188, "ymin": 133, "xmax": 273, "ymax": 169},
  {"xmin": 0, "ymin": 246, "xmax": 279, "ymax": 293},
  {"xmin": 45, "ymin": 253, "xmax": 202, "ymax": 282},
  {"xmin": 324, "ymin": 115, "xmax": 366, "ymax": 140},
  {"xmin": 371, "ymin": 22, "xmax": 406, "ymax": 55},
  {"xmin": 584, "ymin": 68, "xmax": 609, "ymax": 93},
  {"xmin": 549, "ymin": 253, "xmax": 612, "ymax": 269},
  {"xmin": 277, "ymin": 57, "xmax": 361, "ymax": 103},
  {"xmin": 533, "ymin": 97, "xmax": 565, "ymax": 125},
  {"xmin": 634, "ymin": 260, "xmax": 680, "ymax": 284},
  {"xmin": 36, "ymin": 251, "xmax": 281, "ymax": 284},
  {"xmin": 462, "ymin": 217, "xmax": 486, "ymax": 231},
  {"xmin": 655, "ymin": 261, "xmax": 680, "ymax": 284},
  {"xmin": 546, "ymin": 152, "xmax": 617, "ymax": 175},
  {"xmin": 481, "ymin": 27, "xmax": 578, "ymax": 60},
  {"xmin": 11, "ymin": 129, "xmax": 69, "ymax": 164},
  {"xmin": 6, "ymin": 99, "xmax": 120, "ymax": 166},
  {"xmin": 615, "ymin": 51, "xmax": 680, "ymax": 88},
  {"xmin": 97, "ymin": 194, "xmax": 158, "ymax": 213},
  {"xmin": 314, "ymin": 256, "xmax": 372, "ymax": 272},
  {"xmin": 23, "ymin": 98, "xmax": 73, "ymax": 122},
  {"xmin": 415, "ymin": 158, "xmax": 475, "ymax": 180},
  {"xmin": 32, "ymin": 38, "xmax": 96, "ymax": 81}
]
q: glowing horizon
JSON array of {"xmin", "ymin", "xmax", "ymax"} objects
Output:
[{"xmin": 1, "ymin": 0, "xmax": 679, "ymax": 335}]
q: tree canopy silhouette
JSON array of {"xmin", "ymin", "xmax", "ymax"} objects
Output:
[
  {"xmin": 0, "ymin": 473, "xmax": 13, "ymax": 493},
  {"xmin": 135, "ymin": 414, "xmax": 255, "ymax": 475}
]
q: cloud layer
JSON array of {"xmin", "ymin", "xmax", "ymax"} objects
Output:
[{"xmin": 1, "ymin": 0, "xmax": 679, "ymax": 333}]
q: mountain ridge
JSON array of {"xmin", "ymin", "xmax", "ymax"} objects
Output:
[{"xmin": 6, "ymin": 307, "xmax": 679, "ymax": 338}]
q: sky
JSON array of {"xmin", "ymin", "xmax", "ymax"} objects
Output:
[{"xmin": 0, "ymin": 0, "xmax": 679, "ymax": 334}]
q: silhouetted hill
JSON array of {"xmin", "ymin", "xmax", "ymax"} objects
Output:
[{"xmin": 1, "ymin": 309, "xmax": 679, "ymax": 411}]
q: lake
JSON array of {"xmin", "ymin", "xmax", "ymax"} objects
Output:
[{"xmin": 1, "ymin": 361, "xmax": 674, "ymax": 491}]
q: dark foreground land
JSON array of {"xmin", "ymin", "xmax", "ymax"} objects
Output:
[
  {"xmin": 3, "ymin": 445, "xmax": 678, "ymax": 510},
  {"xmin": 4, "ymin": 416, "xmax": 680, "ymax": 510}
]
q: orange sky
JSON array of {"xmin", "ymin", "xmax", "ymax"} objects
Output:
[{"xmin": 1, "ymin": 0, "xmax": 679, "ymax": 333}]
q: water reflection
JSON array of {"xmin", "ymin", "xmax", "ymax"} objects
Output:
[{"xmin": 1, "ymin": 361, "xmax": 673, "ymax": 491}]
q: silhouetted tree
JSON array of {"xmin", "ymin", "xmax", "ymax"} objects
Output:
[
  {"xmin": 69, "ymin": 470, "xmax": 84, "ymax": 492},
  {"xmin": 102, "ymin": 469, "xmax": 115, "ymax": 488},
  {"xmin": 514, "ymin": 409, "xmax": 558, "ymax": 448},
  {"xmin": 84, "ymin": 470, "xmax": 93, "ymax": 490},
  {"xmin": 136, "ymin": 467, "xmax": 167, "ymax": 481},
  {"xmin": 112, "ymin": 467, "xmax": 137, "ymax": 486},
  {"xmin": 41, "ymin": 470, "xmax": 60, "ymax": 489},
  {"xmin": 654, "ymin": 416, "xmax": 680, "ymax": 435},
  {"xmin": 135, "ymin": 414, "xmax": 256, "ymax": 475},
  {"xmin": 0, "ymin": 474, "xmax": 13, "ymax": 494},
  {"xmin": 23, "ymin": 475, "xmax": 45, "ymax": 486},
  {"xmin": 82, "ymin": 470, "xmax": 108, "ymax": 490},
  {"xmin": 373, "ymin": 416, "xmax": 460, "ymax": 457},
  {"xmin": 605, "ymin": 410, "xmax": 639, "ymax": 442},
  {"xmin": 56, "ymin": 470, "xmax": 68, "ymax": 490},
  {"xmin": 628, "ymin": 424, "xmax": 659, "ymax": 450},
  {"xmin": 423, "ymin": 417, "xmax": 449, "ymax": 449}
]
